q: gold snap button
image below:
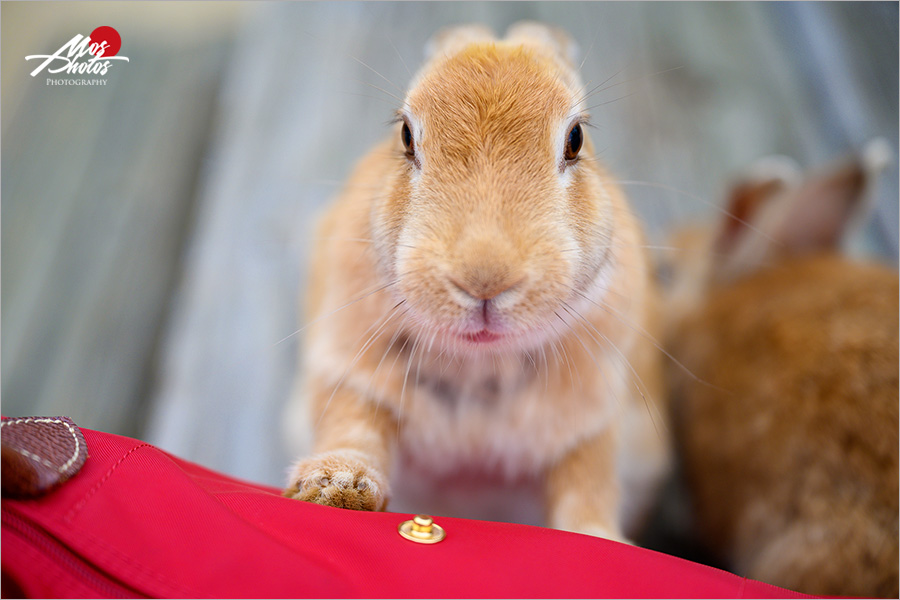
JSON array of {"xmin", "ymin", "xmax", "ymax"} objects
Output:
[{"xmin": 398, "ymin": 514, "xmax": 446, "ymax": 544}]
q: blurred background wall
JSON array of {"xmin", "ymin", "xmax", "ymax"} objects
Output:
[{"xmin": 3, "ymin": 1, "xmax": 897, "ymax": 497}]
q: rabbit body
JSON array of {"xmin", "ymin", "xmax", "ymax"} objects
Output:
[
  {"xmin": 671, "ymin": 255, "xmax": 898, "ymax": 596},
  {"xmin": 666, "ymin": 148, "xmax": 899, "ymax": 596},
  {"xmin": 284, "ymin": 23, "xmax": 669, "ymax": 541}
]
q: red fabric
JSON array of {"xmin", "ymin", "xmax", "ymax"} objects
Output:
[{"xmin": 2, "ymin": 424, "xmax": 818, "ymax": 599}]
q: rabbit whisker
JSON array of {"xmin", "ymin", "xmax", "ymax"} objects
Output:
[
  {"xmin": 275, "ymin": 278, "xmax": 400, "ymax": 346},
  {"xmin": 571, "ymin": 286, "xmax": 721, "ymax": 392},
  {"xmin": 348, "ymin": 54, "xmax": 406, "ymax": 96},
  {"xmin": 366, "ymin": 306, "xmax": 413, "ymax": 427},
  {"xmin": 615, "ymin": 179, "xmax": 779, "ymax": 247},
  {"xmin": 316, "ymin": 299, "xmax": 406, "ymax": 431},
  {"xmin": 396, "ymin": 333, "xmax": 422, "ymax": 442},
  {"xmin": 553, "ymin": 310, "xmax": 622, "ymax": 414},
  {"xmin": 562, "ymin": 301, "xmax": 666, "ymax": 436},
  {"xmin": 338, "ymin": 89, "xmax": 400, "ymax": 110}
]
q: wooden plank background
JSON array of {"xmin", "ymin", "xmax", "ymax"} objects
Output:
[
  {"xmin": 1, "ymin": 2, "xmax": 239, "ymax": 438},
  {"xmin": 3, "ymin": 1, "xmax": 897, "ymax": 557}
]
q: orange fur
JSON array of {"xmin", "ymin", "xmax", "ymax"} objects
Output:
[
  {"xmin": 664, "ymin": 148, "xmax": 899, "ymax": 596},
  {"xmin": 285, "ymin": 22, "xmax": 668, "ymax": 541}
]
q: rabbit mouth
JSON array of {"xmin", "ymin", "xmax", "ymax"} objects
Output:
[{"xmin": 460, "ymin": 329, "xmax": 503, "ymax": 344}]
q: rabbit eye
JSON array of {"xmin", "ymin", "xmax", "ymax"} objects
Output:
[
  {"xmin": 565, "ymin": 123, "xmax": 583, "ymax": 161},
  {"xmin": 401, "ymin": 122, "xmax": 414, "ymax": 157}
]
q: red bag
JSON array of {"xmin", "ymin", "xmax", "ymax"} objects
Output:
[{"xmin": 2, "ymin": 419, "xmax": 817, "ymax": 598}]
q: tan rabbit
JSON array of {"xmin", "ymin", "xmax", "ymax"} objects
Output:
[
  {"xmin": 663, "ymin": 142, "xmax": 898, "ymax": 596},
  {"xmin": 283, "ymin": 22, "xmax": 670, "ymax": 542}
]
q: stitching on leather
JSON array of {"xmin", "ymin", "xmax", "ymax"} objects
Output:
[{"xmin": 1, "ymin": 418, "xmax": 82, "ymax": 473}]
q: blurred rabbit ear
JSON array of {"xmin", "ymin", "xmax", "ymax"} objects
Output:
[
  {"xmin": 713, "ymin": 141, "xmax": 891, "ymax": 282},
  {"xmin": 713, "ymin": 156, "xmax": 802, "ymax": 267},
  {"xmin": 424, "ymin": 24, "xmax": 495, "ymax": 62},
  {"xmin": 777, "ymin": 138, "xmax": 892, "ymax": 254},
  {"xmin": 505, "ymin": 21, "xmax": 580, "ymax": 67},
  {"xmin": 775, "ymin": 141, "xmax": 889, "ymax": 254}
]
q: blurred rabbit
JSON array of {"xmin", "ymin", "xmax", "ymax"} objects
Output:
[{"xmin": 662, "ymin": 140, "xmax": 898, "ymax": 597}]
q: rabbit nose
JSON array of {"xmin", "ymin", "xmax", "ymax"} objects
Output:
[
  {"xmin": 448, "ymin": 268, "xmax": 524, "ymax": 302},
  {"xmin": 447, "ymin": 234, "xmax": 526, "ymax": 303}
]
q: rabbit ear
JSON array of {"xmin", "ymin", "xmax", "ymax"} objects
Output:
[
  {"xmin": 714, "ymin": 159, "xmax": 800, "ymax": 255},
  {"xmin": 711, "ymin": 156, "xmax": 801, "ymax": 279},
  {"xmin": 713, "ymin": 141, "xmax": 890, "ymax": 281},
  {"xmin": 424, "ymin": 24, "xmax": 496, "ymax": 62},
  {"xmin": 505, "ymin": 21, "xmax": 580, "ymax": 67},
  {"xmin": 776, "ymin": 138, "xmax": 891, "ymax": 255}
]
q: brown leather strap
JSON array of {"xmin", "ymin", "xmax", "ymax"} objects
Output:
[{"xmin": 1, "ymin": 416, "xmax": 88, "ymax": 498}]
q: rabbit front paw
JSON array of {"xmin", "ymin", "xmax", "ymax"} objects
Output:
[{"xmin": 284, "ymin": 450, "xmax": 389, "ymax": 511}]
